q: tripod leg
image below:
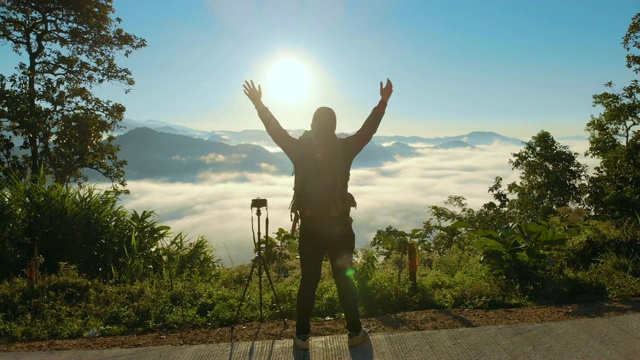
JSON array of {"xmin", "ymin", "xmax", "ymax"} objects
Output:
[
  {"xmin": 258, "ymin": 255, "xmax": 264, "ymax": 321},
  {"xmin": 232, "ymin": 256, "xmax": 258, "ymax": 328},
  {"xmin": 259, "ymin": 256, "xmax": 288, "ymax": 329}
]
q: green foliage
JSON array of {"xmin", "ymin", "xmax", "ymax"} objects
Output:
[
  {"xmin": 559, "ymin": 217, "xmax": 640, "ymax": 271},
  {"xmin": 268, "ymin": 227, "xmax": 299, "ymax": 277},
  {"xmin": 419, "ymin": 195, "xmax": 519, "ymax": 256},
  {"xmin": 161, "ymin": 234, "xmax": 220, "ymax": 283},
  {"xmin": 356, "ymin": 245, "xmax": 516, "ymax": 314},
  {"xmin": 586, "ymin": 81, "xmax": 640, "ymax": 221},
  {"xmin": 507, "ymin": 131, "xmax": 587, "ymax": 222},
  {"xmin": 0, "ymin": 174, "xmax": 130, "ymax": 279},
  {"xmin": 0, "ymin": 0, "xmax": 146, "ymax": 186},
  {"xmin": 1, "ymin": 213, "xmax": 638, "ymax": 343},
  {"xmin": 371, "ymin": 226, "xmax": 411, "ymax": 259},
  {"xmin": 591, "ymin": 253, "xmax": 640, "ymax": 298},
  {"xmin": 114, "ymin": 210, "xmax": 167, "ymax": 284},
  {"xmin": 0, "ymin": 264, "xmax": 96, "ymax": 340},
  {"xmin": 472, "ymin": 222, "xmax": 567, "ymax": 288},
  {"xmin": 247, "ymin": 227, "xmax": 298, "ymax": 280},
  {"xmin": 585, "ymin": 13, "xmax": 640, "ymax": 222},
  {"xmin": 354, "ymin": 247, "xmax": 380, "ymax": 314},
  {"xmin": 0, "ymin": 174, "xmax": 220, "ymax": 282},
  {"xmin": 361, "ymin": 262, "xmax": 416, "ymax": 315},
  {"xmin": 421, "ymin": 247, "xmax": 513, "ymax": 309},
  {"xmin": 623, "ymin": 13, "xmax": 640, "ymax": 74},
  {"xmin": 0, "ymin": 263, "xmax": 257, "ymax": 341}
]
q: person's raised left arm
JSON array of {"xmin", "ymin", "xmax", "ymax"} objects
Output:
[{"xmin": 346, "ymin": 79, "xmax": 393, "ymax": 156}]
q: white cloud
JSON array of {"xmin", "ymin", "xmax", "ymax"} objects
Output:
[
  {"xmin": 118, "ymin": 140, "xmax": 591, "ymax": 266},
  {"xmin": 199, "ymin": 153, "xmax": 247, "ymax": 164},
  {"xmin": 259, "ymin": 162, "xmax": 279, "ymax": 173}
]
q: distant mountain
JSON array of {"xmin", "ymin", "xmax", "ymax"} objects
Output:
[
  {"xmin": 454, "ymin": 131, "xmax": 524, "ymax": 146},
  {"xmin": 106, "ymin": 127, "xmax": 425, "ymax": 181},
  {"xmin": 374, "ymin": 131, "xmax": 523, "ymax": 146},
  {"xmin": 116, "ymin": 120, "xmax": 524, "ymax": 148},
  {"xmin": 371, "ymin": 135, "xmax": 434, "ymax": 145},
  {"xmin": 106, "ymin": 120, "xmax": 533, "ymax": 181},
  {"xmin": 432, "ymin": 141, "xmax": 476, "ymax": 149},
  {"xmin": 110, "ymin": 127, "xmax": 420, "ymax": 181},
  {"xmin": 385, "ymin": 142, "xmax": 417, "ymax": 157},
  {"xmin": 118, "ymin": 119, "xmax": 212, "ymax": 139},
  {"xmin": 353, "ymin": 142, "xmax": 408, "ymax": 168},
  {"xmin": 113, "ymin": 127, "xmax": 292, "ymax": 181}
]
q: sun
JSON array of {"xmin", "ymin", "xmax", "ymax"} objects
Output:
[{"xmin": 264, "ymin": 53, "xmax": 313, "ymax": 105}]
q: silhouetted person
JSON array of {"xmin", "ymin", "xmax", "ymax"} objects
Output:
[{"xmin": 243, "ymin": 78, "xmax": 393, "ymax": 350}]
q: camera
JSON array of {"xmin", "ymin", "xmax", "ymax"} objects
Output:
[{"xmin": 251, "ymin": 198, "xmax": 267, "ymax": 208}]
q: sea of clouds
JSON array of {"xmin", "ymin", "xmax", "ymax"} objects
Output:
[{"xmin": 118, "ymin": 139, "xmax": 595, "ymax": 266}]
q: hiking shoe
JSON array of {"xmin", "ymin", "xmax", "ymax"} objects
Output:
[
  {"xmin": 348, "ymin": 328, "xmax": 369, "ymax": 347},
  {"xmin": 293, "ymin": 334, "xmax": 310, "ymax": 350}
]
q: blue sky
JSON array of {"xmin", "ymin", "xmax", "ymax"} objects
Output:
[{"xmin": 3, "ymin": 0, "xmax": 640, "ymax": 139}]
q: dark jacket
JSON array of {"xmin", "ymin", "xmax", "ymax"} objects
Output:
[{"xmin": 257, "ymin": 101, "xmax": 387, "ymax": 216}]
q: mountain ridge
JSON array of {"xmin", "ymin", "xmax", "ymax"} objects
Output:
[
  {"xmin": 118, "ymin": 118, "xmax": 524, "ymax": 147},
  {"xmin": 103, "ymin": 120, "xmax": 534, "ymax": 182}
]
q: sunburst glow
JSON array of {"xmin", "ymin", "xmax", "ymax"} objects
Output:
[{"xmin": 264, "ymin": 53, "xmax": 313, "ymax": 105}]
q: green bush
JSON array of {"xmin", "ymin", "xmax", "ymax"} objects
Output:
[
  {"xmin": 0, "ymin": 264, "xmax": 100, "ymax": 340},
  {"xmin": 421, "ymin": 247, "xmax": 512, "ymax": 309},
  {"xmin": 473, "ymin": 221, "xmax": 566, "ymax": 289},
  {"xmin": 1, "ymin": 187, "xmax": 639, "ymax": 343},
  {"xmin": 591, "ymin": 253, "xmax": 640, "ymax": 298},
  {"xmin": 0, "ymin": 175, "xmax": 130, "ymax": 279},
  {"xmin": 0, "ymin": 175, "xmax": 220, "ymax": 283},
  {"xmin": 533, "ymin": 266, "xmax": 607, "ymax": 304}
]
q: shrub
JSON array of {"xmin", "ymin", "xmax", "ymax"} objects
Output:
[
  {"xmin": 591, "ymin": 253, "xmax": 640, "ymax": 298},
  {"xmin": 473, "ymin": 221, "xmax": 566, "ymax": 290},
  {"xmin": 421, "ymin": 247, "xmax": 511, "ymax": 309}
]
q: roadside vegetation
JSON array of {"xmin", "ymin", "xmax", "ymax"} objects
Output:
[
  {"xmin": 1, "ymin": 2, "xmax": 639, "ymax": 343},
  {"xmin": 1, "ymin": 152, "xmax": 638, "ymax": 341}
]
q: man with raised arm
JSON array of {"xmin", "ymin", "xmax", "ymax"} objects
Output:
[{"xmin": 243, "ymin": 78, "xmax": 393, "ymax": 350}]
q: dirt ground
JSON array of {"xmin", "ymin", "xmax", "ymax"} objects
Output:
[{"xmin": 1, "ymin": 298, "xmax": 639, "ymax": 352}]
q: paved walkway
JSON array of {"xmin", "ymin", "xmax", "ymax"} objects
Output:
[{"xmin": 1, "ymin": 313, "xmax": 639, "ymax": 359}]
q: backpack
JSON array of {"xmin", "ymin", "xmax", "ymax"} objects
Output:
[{"xmin": 289, "ymin": 130, "xmax": 356, "ymax": 232}]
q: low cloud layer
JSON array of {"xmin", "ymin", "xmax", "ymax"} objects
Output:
[
  {"xmin": 199, "ymin": 153, "xmax": 248, "ymax": 164},
  {"xmin": 119, "ymin": 141, "xmax": 589, "ymax": 266}
]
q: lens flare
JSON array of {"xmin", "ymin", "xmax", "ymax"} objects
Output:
[{"xmin": 345, "ymin": 268, "xmax": 356, "ymax": 278}]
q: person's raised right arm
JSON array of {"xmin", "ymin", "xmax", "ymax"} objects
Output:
[{"xmin": 243, "ymin": 80, "xmax": 297, "ymax": 157}]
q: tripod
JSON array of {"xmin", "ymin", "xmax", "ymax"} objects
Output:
[{"xmin": 231, "ymin": 199, "xmax": 287, "ymax": 340}]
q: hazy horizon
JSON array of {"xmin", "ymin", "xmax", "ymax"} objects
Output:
[{"xmin": 119, "ymin": 116, "xmax": 589, "ymax": 142}]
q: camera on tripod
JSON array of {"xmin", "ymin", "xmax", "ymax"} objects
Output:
[
  {"xmin": 231, "ymin": 196, "xmax": 287, "ymax": 338},
  {"xmin": 251, "ymin": 198, "xmax": 267, "ymax": 209}
]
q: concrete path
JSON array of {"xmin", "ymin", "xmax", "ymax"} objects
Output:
[{"xmin": 1, "ymin": 313, "xmax": 638, "ymax": 359}]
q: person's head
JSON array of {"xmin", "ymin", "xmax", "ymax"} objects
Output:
[{"xmin": 311, "ymin": 107, "xmax": 336, "ymax": 135}]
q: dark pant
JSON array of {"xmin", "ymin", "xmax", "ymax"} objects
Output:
[{"xmin": 296, "ymin": 214, "xmax": 362, "ymax": 336}]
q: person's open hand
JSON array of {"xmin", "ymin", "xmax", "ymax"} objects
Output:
[
  {"xmin": 243, "ymin": 80, "xmax": 262, "ymax": 105},
  {"xmin": 380, "ymin": 78, "xmax": 393, "ymax": 103}
]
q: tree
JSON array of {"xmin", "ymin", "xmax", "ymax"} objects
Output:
[
  {"xmin": 586, "ymin": 13, "xmax": 640, "ymax": 221},
  {"xmin": 371, "ymin": 226, "xmax": 410, "ymax": 260},
  {"xmin": 623, "ymin": 13, "xmax": 640, "ymax": 74},
  {"xmin": 0, "ymin": 0, "xmax": 146, "ymax": 186},
  {"xmin": 507, "ymin": 130, "xmax": 586, "ymax": 222}
]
